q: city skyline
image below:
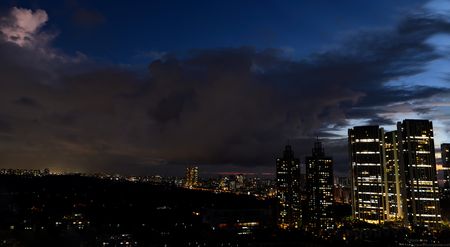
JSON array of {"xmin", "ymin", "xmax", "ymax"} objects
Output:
[
  {"xmin": 2, "ymin": 1, "xmax": 450, "ymax": 245},
  {"xmin": 0, "ymin": 1, "xmax": 450, "ymax": 176}
]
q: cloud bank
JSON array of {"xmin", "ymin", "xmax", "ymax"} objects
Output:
[{"xmin": 0, "ymin": 5, "xmax": 449, "ymax": 175}]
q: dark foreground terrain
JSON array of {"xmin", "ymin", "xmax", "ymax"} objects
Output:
[{"xmin": 0, "ymin": 175, "xmax": 450, "ymax": 246}]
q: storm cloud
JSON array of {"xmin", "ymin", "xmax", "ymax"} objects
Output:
[{"xmin": 0, "ymin": 6, "xmax": 449, "ymax": 175}]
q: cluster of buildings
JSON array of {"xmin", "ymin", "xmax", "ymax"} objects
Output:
[
  {"xmin": 276, "ymin": 140, "xmax": 335, "ymax": 232},
  {"xmin": 0, "ymin": 168, "xmax": 50, "ymax": 176},
  {"xmin": 183, "ymin": 166, "xmax": 276, "ymax": 198},
  {"xmin": 349, "ymin": 119, "xmax": 442, "ymax": 228},
  {"xmin": 275, "ymin": 119, "xmax": 448, "ymax": 233}
]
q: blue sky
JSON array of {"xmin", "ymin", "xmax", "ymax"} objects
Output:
[{"xmin": 1, "ymin": 0, "xmax": 424, "ymax": 62}]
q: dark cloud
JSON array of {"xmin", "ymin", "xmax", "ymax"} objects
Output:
[
  {"xmin": 0, "ymin": 117, "xmax": 13, "ymax": 134},
  {"xmin": 0, "ymin": 7, "xmax": 449, "ymax": 175},
  {"xmin": 357, "ymin": 86, "xmax": 447, "ymax": 107},
  {"xmin": 14, "ymin": 97, "xmax": 40, "ymax": 107},
  {"xmin": 366, "ymin": 116, "xmax": 396, "ymax": 126}
]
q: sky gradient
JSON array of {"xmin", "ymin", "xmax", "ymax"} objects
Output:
[{"xmin": 0, "ymin": 0, "xmax": 449, "ymax": 176}]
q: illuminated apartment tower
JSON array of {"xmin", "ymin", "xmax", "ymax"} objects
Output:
[
  {"xmin": 276, "ymin": 145, "xmax": 302, "ymax": 229},
  {"xmin": 185, "ymin": 166, "xmax": 199, "ymax": 188},
  {"xmin": 349, "ymin": 126, "xmax": 386, "ymax": 224},
  {"xmin": 305, "ymin": 140, "xmax": 334, "ymax": 230},
  {"xmin": 398, "ymin": 120, "xmax": 441, "ymax": 227},
  {"xmin": 384, "ymin": 131, "xmax": 404, "ymax": 221},
  {"xmin": 441, "ymin": 143, "xmax": 450, "ymax": 195}
]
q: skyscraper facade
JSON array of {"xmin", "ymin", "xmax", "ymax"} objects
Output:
[
  {"xmin": 441, "ymin": 143, "xmax": 450, "ymax": 195},
  {"xmin": 349, "ymin": 126, "xmax": 387, "ymax": 224},
  {"xmin": 384, "ymin": 131, "xmax": 404, "ymax": 221},
  {"xmin": 276, "ymin": 145, "xmax": 301, "ymax": 229},
  {"xmin": 398, "ymin": 120, "xmax": 441, "ymax": 227},
  {"xmin": 305, "ymin": 140, "xmax": 334, "ymax": 230}
]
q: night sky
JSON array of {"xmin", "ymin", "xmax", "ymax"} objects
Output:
[{"xmin": 0, "ymin": 0, "xmax": 450, "ymax": 176}]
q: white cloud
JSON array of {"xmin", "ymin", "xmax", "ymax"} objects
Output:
[
  {"xmin": 0, "ymin": 7, "xmax": 88, "ymax": 69},
  {"xmin": 0, "ymin": 7, "xmax": 49, "ymax": 47}
]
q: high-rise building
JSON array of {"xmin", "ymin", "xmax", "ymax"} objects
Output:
[
  {"xmin": 384, "ymin": 131, "xmax": 404, "ymax": 221},
  {"xmin": 349, "ymin": 126, "xmax": 386, "ymax": 224},
  {"xmin": 305, "ymin": 140, "xmax": 334, "ymax": 230},
  {"xmin": 185, "ymin": 166, "xmax": 199, "ymax": 188},
  {"xmin": 276, "ymin": 145, "xmax": 302, "ymax": 229},
  {"xmin": 441, "ymin": 143, "xmax": 450, "ymax": 195},
  {"xmin": 334, "ymin": 176, "xmax": 352, "ymax": 204},
  {"xmin": 398, "ymin": 120, "xmax": 441, "ymax": 227}
]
